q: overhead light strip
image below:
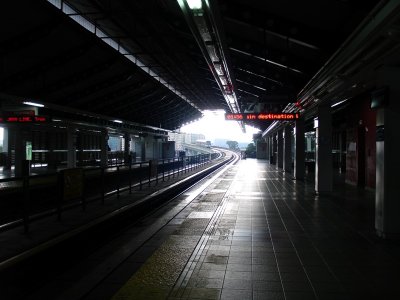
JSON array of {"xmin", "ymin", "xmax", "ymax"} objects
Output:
[
  {"xmin": 331, "ymin": 98, "xmax": 349, "ymax": 108},
  {"xmin": 237, "ymin": 88, "xmax": 260, "ymax": 98},
  {"xmin": 23, "ymin": 101, "xmax": 44, "ymax": 107},
  {"xmin": 230, "ymin": 47, "xmax": 303, "ymax": 74},
  {"xmin": 236, "ymin": 79, "xmax": 266, "ymax": 91},
  {"xmin": 236, "ymin": 68, "xmax": 283, "ymax": 86}
]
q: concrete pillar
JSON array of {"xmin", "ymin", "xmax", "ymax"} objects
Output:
[
  {"xmin": 269, "ymin": 134, "xmax": 276, "ymax": 164},
  {"xmin": 338, "ymin": 132, "xmax": 344, "ymax": 173},
  {"xmin": 14, "ymin": 127, "xmax": 24, "ymax": 177},
  {"xmin": 134, "ymin": 138, "xmax": 142, "ymax": 162},
  {"xmin": 76, "ymin": 131, "xmax": 83, "ymax": 166},
  {"xmin": 272, "ymin": 135, "xmax": 277, "ymax": 164},
  {"xmin": 375, "ymin": 67, "xmax": 400, "ymax": 238},
  {"xmin": 315, "ymin": 104, "xmax": 332, "ymax": 193},
  {"xmin": 47, "ymin": 131, "xmax": 57, "ymax": 170},
  {"xmin": 130, "ymin": 137, "xmax": 135, "ymax": 161},
  {"xmin": 265, "ymin": 137, "xmax": 270, "ymax": 159},
  {"xmin": 256, "ymin": 141, "xmax": 268, "ymax": 159},
  {"xmin": 294, "ymin": 118, "xmax": 305, "ymax": 180},
  {"xmin": 100, "ymin": 129, "xmax": 108, "ymax": 167},
  {"xmin": 276, "ymin": 130, "xmax": 283, "ymax": 169},
  {"xmin": 3, "ymin": 127, "xmax": 12, "ymax": 170},
  {"xmin": 153, "ymin": 138, "xmax": 162, "ymax": 159},
  {"xmin": 67, "ymin": 126, "xmax": 77, "ymax": 168},
  {"xmin": 141, "ymin": 137, "xmax": 147, "ymax": 161},
  {"xmin": 124, "ymin": 133, "xmax": 131, "ymax": 164},
  {"xmin": 283, "ymin": 125, "xmax": 292, "ymax": 173}
]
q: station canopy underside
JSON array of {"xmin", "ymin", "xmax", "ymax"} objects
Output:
[{"xmin": 0, "ymin": 0, "xmax": 378, "ymax": 131}]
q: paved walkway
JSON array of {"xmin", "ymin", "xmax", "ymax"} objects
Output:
[
  {"xmin": 8, "ymin": 159, "xmax": 400, "ymax": 300},
  {"xmin": 107, "ymin": 159, "xmax": 400, "ymax": 300}
]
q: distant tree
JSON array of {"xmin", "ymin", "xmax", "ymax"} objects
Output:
[
  {"xmin": 226, "ymin": 140, "xmax": 239, "ymax": 150},
  {"xmin": 245, "ymin": 143, "xmax": 256, "ymax": 158}
]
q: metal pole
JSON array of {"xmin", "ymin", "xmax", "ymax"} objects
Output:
[
  {"xmin": 117, "ymin": 166, "xmax": 120, "ymax": 198},
  {"xmin": 101, "ymin": 168, "xmax": 105, "ymax": 204},
  {"xmin": 172, "ymin": 158, "xmax": 175, "ymax": 178},
  {"xmin": 156, "ymin": 161, "xmax": 159, "ymax": 185},
  {"xmin": 129, "ymin": 162, "xmax": 132, "ymax": 194},
  {"xmin": 139, "ymin": 162, "xmax": 143, "ymax": 190},
  {"xmin": 23, "ymin": 175, "xmax": 30, "ymax": 233},
  {"xmin": 57, "ymin": 173, "xmax": 62, "ymax": 221},
  {"xmin": 82, "ymin": 172, "xmax": 86, "ymax": 211},
  {"xmin": 168, "ymin": 159, "xmax": 171, "ymax": 180},
  {"xmin": 148, "ymin": 161, "xmax": 151, "ymax": 187},
  {"xmin": 162, "ymin": 159, "xmax": 165, "ymax": 182}
]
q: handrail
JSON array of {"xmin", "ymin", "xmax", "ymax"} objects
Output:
[{"xmin": 0, "ymin": 151, "xmax": 224, "ymax": 233}]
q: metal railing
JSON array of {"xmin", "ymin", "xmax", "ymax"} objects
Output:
[{"xmin": 0, "ymin": 152, "xmax": 221, "ymax": 233}]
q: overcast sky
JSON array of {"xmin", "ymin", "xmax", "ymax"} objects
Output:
[{"xmin": 180, "ymin": 110, "xmax": 260, "ymax": 143}]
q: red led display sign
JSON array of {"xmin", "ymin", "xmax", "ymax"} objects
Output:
[
  {"xmin": 0, "ymin": 115, "xmax": 49, "ymax": 123},
  {"xmin": 225, "ymin": 113, "xmax": 299, "ymax": 121}
]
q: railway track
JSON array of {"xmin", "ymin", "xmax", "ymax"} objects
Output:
[{"xmin": 0, "ymin": 149, "xmax": 239, "ymax": 300}]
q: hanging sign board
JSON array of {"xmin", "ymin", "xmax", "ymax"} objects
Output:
[
  {"xmin": 225, "ymin": 113, "xmax": 299, "ymax": 121},
  {"xmin": 0, "ymin": 115, "xmax": 49, "ymax": 123}
]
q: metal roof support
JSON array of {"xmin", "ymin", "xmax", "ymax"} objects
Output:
[
  {"xmin": 46, "ymin": 0, "xmax": 201, "ymax": 112},
  {"xmin": 177, "ymin": 0, "xmax": 245, "ymax": 132},
  {"xmin": 296, "ymin": 0, "xmax": 400, "ymax": 111}
]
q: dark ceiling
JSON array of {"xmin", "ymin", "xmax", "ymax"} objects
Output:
[{"xmin": 0, "ymin": 0, "xmax": 379, "ymax": 131}]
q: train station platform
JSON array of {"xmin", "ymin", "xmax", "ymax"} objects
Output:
[{"xmin": 3, "ymin": 159, "xmax": 400, "ymax": 300}]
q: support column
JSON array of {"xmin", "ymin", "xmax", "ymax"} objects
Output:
[
  {"xmin": 294, "ymin": 117, "xmax": 305, "ymax": 180},
  {"xmin": 283, "ymin": 125, "xmax": 292, "ymax": 173},
  {"xmin": 3, "ymin": 127, "xmax": 11, "ymax": 170},
  {"xmin": 375, "ymin": 67, "xmax": 400, "ymax": 238},
  {"xmin": 265, "ymin": 137, "xmax": 270, "ymax": 160},
  {"xmin": 100, "ymin": 129, "xmax": 108, "ymax": 167},
  {"xmin": 47, "ymin": 131, "xmax": 57, "ymax": 170},
  {"xmin": 141, "ymin": 137, "xmax": 146, "ymax": 161},
  {"xmin": 67, "ymin": 126, "xmax": 77, "ymax": 168},
  {"xmin": 153, "ymin": 137, "xmax": 162, "ymax": 159},
  {"xmin": 76, "ymin": 131, "xmax": 83, "ymax": 166},
  {"xmin": 315, "ymin": 104, "xmax": 332, "ymax": 193},
  {"xmin": 14, "ymin": 127, "xmax": 24, "ymax": 177},
  {"xmin": 145, "ymin": 136, "xmax": 154, "ymax": 160},
  {"xmin": 272, "ymin": 135, "xmax": 277, "ymax": 164},
  {"xmin": 124, "ymin": 133, "xmax": 131, "ymax": 164},
  {"xmin": 134, "ymin": 138, "xmax": 142, "ymax": 162},
  {"xmin": 130, "ymin": 137, "xmax": 136, "ymax": 162},
  {"xmin": 256, "ymin": 140, "xmax": 268, "ymax": 159},
  {"xmin": 276, "ymin": 130, "xmax": 283, "ymax": 169}
]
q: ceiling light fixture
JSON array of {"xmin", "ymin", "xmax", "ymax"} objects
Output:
[
  {"xmin": 186, "ymin": 0, "xmax": 202, "ymax": 10},
  {"xmin": 331, "ymin": 98, "xmax": 349, "ymax": 108},
  {"xmin": 23, "ymin": 101, "xmax": 44, "ymax": 107}
]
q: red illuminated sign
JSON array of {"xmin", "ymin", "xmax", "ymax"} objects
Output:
[
  {"xmin": 0, "ymin": 115, "xmax": 49, "ymax": 123},
  {"xmin": 225, "ymin": 113, "xmax": 300, "ymax": 121}
]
